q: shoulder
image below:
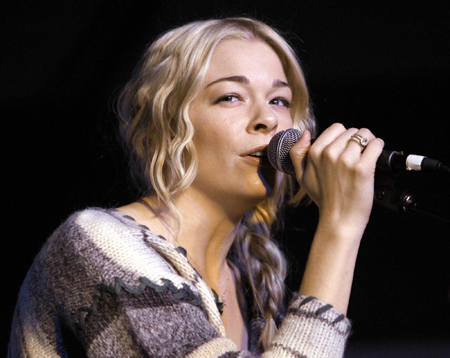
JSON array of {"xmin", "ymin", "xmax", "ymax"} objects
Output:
[
  {"xmin": 43, "ymin": 208, "xmax": 191, "ymax": 290},
  {"xmin": 62, "ymin": 207, "xmax": 145, "ymax": 235},
  {"xmin": 48, "ymin": 207, "xmax": 145, "ymax": 255}
]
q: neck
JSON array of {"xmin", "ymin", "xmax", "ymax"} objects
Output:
[
  {"xmin": 119, "ymin": 188, "xmax": 252, "ymax": 284},
  {"xmin": 137, "ymin": 186, "xmax": 259, "ymax": 292},
  {"xmin": 172, "ymin": 187, "xmax": 244, "ymax": 284}
]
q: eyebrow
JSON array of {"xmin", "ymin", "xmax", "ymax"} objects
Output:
[
  {"xmin": 205, "ymin": 76, "xmax": 290, "ymax": 89},
  {"xmin": 206, "ymin": 75, "xmax": 249, "ymax": 88},
  {"xmin": 272, "ymin": 79, "xmax": 290, "ymax": 89}
]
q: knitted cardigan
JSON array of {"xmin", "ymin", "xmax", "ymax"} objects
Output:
[{"xmin": 9, "ymin": 208, "xmax": 351, "ymax": 357}]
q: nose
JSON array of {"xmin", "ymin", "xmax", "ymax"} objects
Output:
[{"xmin": 247, "ymin": 102, "xmax": 278, "ymax": 134}]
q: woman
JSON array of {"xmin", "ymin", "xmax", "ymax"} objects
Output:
[{"xmin": 9, "ymin": 18, "xmax": 384, "ymax": 357}]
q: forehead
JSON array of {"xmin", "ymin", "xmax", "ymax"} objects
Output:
[{"xmin": 206, "ymin": 38, "xmax": 287, "ymax": 82}]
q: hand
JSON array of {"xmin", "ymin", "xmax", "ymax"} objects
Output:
[{"xmin": 290, "ymin": 123, "xmax": 385, "ymax": 232}]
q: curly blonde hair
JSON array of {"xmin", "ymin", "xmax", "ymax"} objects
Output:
[{"xmin": 117, "ymin": 17, "xmax": 315, "ymax": 350}]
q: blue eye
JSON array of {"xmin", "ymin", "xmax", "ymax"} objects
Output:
[
  {"xmin": 270, "ymin": 97, "xmax": 291, "ymax": 108},
  {"xmin": 215, "ymin": 95, "xmax": 240, "ymax": 103}
]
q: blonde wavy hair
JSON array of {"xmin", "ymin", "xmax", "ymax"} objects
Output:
[{"xmin": 117, "ymin": 17, "xmax": 315, "ymax": 350}]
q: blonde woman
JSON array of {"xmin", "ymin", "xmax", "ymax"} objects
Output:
[{"xmin": 9, "ymin": 18, "xmax": 384, "ymax": 357}]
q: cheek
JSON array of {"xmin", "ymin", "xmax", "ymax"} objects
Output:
[
  {"xmin": 193, "ymin": 118, "xmax": 241, "ymax": 153},
  {"xmin": 193, "ymin": 128, "xmax": 232, "ymax": 169},
  {"xmin": 278, "ymin": 113, "xmax": 294, "ymax": 131},
  {"xmin": 194, "ymin": 125, "xmax": 224, "ymax": 149}
]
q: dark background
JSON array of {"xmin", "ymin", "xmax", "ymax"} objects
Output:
[{"xmin": 3, "ymin": 1, "xmax": 450, "ymax": 356}]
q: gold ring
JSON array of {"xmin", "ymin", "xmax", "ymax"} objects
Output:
[{"xmin": 349, "ymin": 134, "xmax": 368, "ymax": 152}]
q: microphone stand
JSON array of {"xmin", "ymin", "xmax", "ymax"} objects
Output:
[{"xmin": 374, "ymin": 170, "xmax": 450, "ymax": 223}]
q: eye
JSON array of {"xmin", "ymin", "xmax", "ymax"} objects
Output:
[
  {"xmin": 214, "ymin": 94, "xmax": 240, "ymax": 104},
  {"xmin": 270, "ymin": 97, "xmax": 291, "ymax": 108}
]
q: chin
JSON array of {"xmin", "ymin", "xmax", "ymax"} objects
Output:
[{"xmin": 245, "ymin": 185, "xmax": 276, "ymax": 206}]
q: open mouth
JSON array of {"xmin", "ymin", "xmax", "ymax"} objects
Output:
[
  {"xmin": 246, "ymin": 150, "xmax": 272, "ymax": 167},
  {"xmin": 248, "ymin": 151, "xmax": 267, "ymax": 158}
]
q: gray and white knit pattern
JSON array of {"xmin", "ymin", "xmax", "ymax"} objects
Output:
[{"xmin": 8, "ymin": 208, "xmax": 351, "ymax": 357}]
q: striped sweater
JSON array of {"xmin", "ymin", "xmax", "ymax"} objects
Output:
[{"xmin": 9, "ymin": 208, "xmax": 351, "ymax": 357}]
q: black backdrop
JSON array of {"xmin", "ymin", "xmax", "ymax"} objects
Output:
[{"xmin": 3, "ymin": 1, "xmax": 450, "ymax": 356}]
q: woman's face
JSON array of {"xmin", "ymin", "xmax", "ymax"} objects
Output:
[{"xmin": 188, "ymin": 38, "xmax": 293, "ymax": 212}]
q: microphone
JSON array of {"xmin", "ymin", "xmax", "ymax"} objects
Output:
[
  {"xmin": 268, "ymin": 128, "xmax": 450, "ymax": 218},
  {"xmin": 268, "ymin": 128, "xmax": 447, "ymax": 176}
]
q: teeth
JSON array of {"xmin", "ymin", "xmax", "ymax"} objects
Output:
[{"xmin": 249, "ymin": 151, "xmax": 266, "ymax": 158}]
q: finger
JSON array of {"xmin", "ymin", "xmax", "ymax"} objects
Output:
[
  {"xmin": 310, "ymin": 123, "xmax": 349, "ymax": 151},
  {"xmin": 346, "ymin": 128, "xmax": 376, "ymax": 154},
  {"xmin": 325, "ymin": 127, "xmax": 360, "ymax": 153},
  {"xmin": 360, "ymin": 137, "xmax": 385, "ymax": 165},
  {"xmin": 338, "ymin": 129, "xmax": 377, "ymax": 168}
]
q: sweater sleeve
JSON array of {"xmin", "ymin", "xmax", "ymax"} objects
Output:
[{"xmin": 264, "ymin": 294, "xmax": 351, "ymax": 358}]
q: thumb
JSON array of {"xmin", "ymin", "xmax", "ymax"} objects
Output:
[{"xmin": 289, "ymin": 129, "xmax": 312, "ymax": 179}]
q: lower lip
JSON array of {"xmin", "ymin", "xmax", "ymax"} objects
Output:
[{"xmin": 244, "ymin": 155, "xmax": 272, "ymax": 167}]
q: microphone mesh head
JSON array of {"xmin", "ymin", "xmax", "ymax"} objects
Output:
[{"xmin": 268, "ymin": 129, "xmax": 302, "ymax": 175}]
